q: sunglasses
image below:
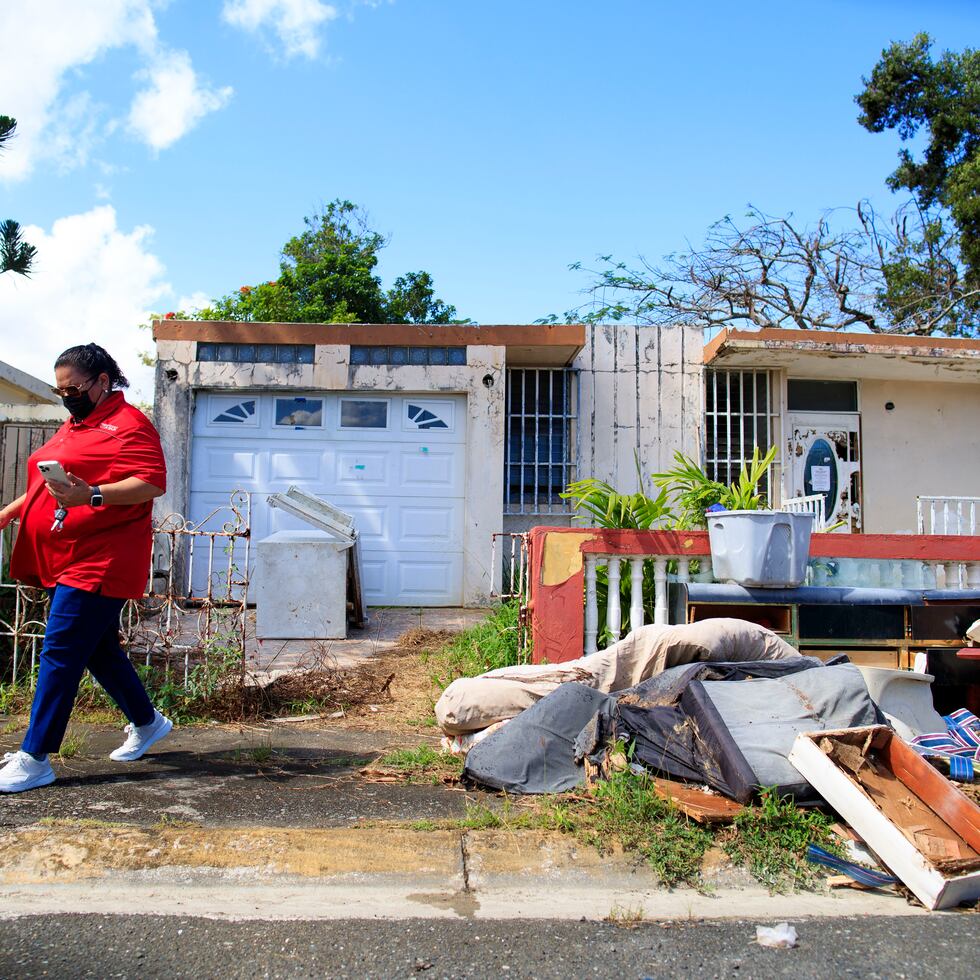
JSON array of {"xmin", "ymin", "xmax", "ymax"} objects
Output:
[{"xmin": 50, "ymin": 376, "xmax": 97, "ymax": 398}]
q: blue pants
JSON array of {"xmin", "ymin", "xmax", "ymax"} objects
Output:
[{"xmin": 22, "ymin": 585, "xmax": 155, "ymax": 756}]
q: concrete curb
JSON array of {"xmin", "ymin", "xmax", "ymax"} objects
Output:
[{"xmin": 0, "ymin": 824, "xmax": 926, "ymax": 922}]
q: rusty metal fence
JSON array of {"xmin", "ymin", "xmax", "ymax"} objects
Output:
[{"xmin": 0, "ymin": 491, "xmax": 252, "ymax": 689}]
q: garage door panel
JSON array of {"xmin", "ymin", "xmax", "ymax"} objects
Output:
[
  {"xmin": 191, "ymin": 442, "xmax": 263, "ymax": 488},
  {"xmin": 398, "ymin": 505, "xmax": 459, "ymax": 547},
  {"xmin": 338, "ymin": 502, "xmax": 388, "ymax": 545},
  {"xmin": 399, "ymin": 449, "xmax": 460, "ymax": 490},
  {"xmin": 336, "ymin": 451, "xmax": 389, "ymax": 487},
  {"xmin": 358, "ymin": 560, "xmax": 388, "ymax": 603},
  {"xmin": 269, "ymin": 449, "xmax": 324, "ymax": 482},
  {"xmin": 394, "ymin": 557, "xmax": 463, "ymax": 604}
]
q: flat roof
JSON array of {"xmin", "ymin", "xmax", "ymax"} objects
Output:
[
  {"xmin": 152, "ymin": 321, "xmax": 586, "ymax": 367},
  {"xmin": 703, "ymin": 328, "xmax": 980, "ymax": 383},
  {"xmin": 0, "ymin": 358, "xmax": 61, "ymax": 405}
]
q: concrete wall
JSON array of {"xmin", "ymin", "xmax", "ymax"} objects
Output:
[
  {"xmin": 572, "ymin": 323, "xmax": 703, "ymax": 493},
  {"xmin": 860, "ymin": 379, "xmax": 980, "ymax": 534},
  {"xmin": 0, "ymin": 378, "xmax": 44, "ymax": 406},
  {"xmin": 154, "ymin": 339, "xmax": 504, "ymax": 606}
]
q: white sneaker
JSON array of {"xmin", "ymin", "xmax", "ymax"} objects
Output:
[
  {"xmin": 109, "ymin": 711, "xmax": 173, "ymax": 762},
  {"xmin": 0, "ymin": 751, "xmax": 56, "ymax": 793}
]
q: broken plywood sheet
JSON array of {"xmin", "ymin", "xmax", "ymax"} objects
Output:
[
  {"xmin": 651, "ymin": 777, "xmax": 744, "ymax": 825},
  {"xmin": 789, "ymin": 726, "xmax": 980, "ymax": 910}
]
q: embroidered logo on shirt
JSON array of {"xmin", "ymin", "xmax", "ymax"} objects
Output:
[{"xmin": 99, "ymin": 422, "xmax": 119, "ymax": 432}]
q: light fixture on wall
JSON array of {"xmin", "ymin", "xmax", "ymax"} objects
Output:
[
  {"xmin": 482, "ymin": 374, "xmax": 495, "ymax": 388},
  {"xmin": 885, "ymin": 401, "xmax": 895, "ymax": 412}
]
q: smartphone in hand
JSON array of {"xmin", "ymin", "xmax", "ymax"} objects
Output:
[{"xmin": 37, "ymin": 460, "xmax": 70, "ymax": 485}]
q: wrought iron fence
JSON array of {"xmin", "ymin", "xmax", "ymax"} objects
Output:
[{"xmin": 0, "ymin": 491, "xmax": 252, "ymax": 688}]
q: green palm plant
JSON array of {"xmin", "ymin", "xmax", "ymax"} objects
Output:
[
  {"xmin": 561, "ymin": 458, "xmax": 674, "ymax": 642},
  {"xmin": 653, "ymin": 445, "xmax": 777, "ymax": 528}
]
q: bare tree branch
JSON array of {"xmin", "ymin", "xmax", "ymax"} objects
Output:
[{"xmin": 574, "ymin": 203, "xmax": 978, "ymax": 337}]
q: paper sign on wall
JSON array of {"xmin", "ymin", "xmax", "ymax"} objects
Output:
[{"xmin": 810, "ymin": 465, "xmax": 832, "ymax": 492}]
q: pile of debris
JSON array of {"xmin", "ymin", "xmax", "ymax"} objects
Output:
[{"xmin": 435, "ymin": 618, "xmax": 980, "ymax": 911}]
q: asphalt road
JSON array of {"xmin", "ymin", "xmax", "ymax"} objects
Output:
[{"xmin": 0, "ymin": 914, "xmax": 976, "ymax": 980}]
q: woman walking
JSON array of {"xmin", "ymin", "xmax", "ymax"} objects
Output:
[{"xmin": 0, "ymin": 344, "xmax": 173, "ymax": 793}]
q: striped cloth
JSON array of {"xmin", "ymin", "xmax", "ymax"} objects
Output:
[{"xmin": 910, "ymin": 708, "xmax": 980, "ymax": 782}]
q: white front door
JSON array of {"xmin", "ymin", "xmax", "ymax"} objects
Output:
[
  {"xmin": 188, "ymin": 392, "xmax": 467, "ymax": 605},
  {"xmin": 787, "ymin": 412, "xmax": 862, "ymax": 532}
]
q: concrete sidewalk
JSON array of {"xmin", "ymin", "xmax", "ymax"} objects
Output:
[
  {"xmin": 248, "ymin": 606, "xmax": 491, "ymax": 672},
  {"xmin": 0, "ymin": 719, "xmax": 931, "ymax": 923}
]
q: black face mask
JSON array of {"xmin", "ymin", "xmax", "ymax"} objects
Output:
[{"xmin": 62, "ymin": 392, "xmax": 98, "ymax": 419}]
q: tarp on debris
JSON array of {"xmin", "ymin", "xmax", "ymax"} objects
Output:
[
  {"xmin": 463, "ymin": 683, "xmax": 614, "ymax": 793},
  {"xmin": 437, "ymin": 618, "xmax": 800, "ymax": 735}
]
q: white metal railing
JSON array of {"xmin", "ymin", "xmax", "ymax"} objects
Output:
[
  {"xmin": 490, "ymin": 532, "xmax": 529, "ymax": 600},
  {"xmin": 917, "ymin": 496, "xmax": 980, "ymax": 536},
  {"xmin": 584, "ymin": 553, "xmax": 714, "ymax": 654},
  {"xmin": 583, "ymin": 549, "xmax": 980, "ymax": 654},
  {"xmin": 780, "ymin": 494, "xmax": 828, "ymax": 532}
]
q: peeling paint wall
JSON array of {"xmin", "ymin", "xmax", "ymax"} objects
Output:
[
  {"xmin": 154, "ymin": 340, "xmax": 503, "ymax": 606},
  {"xmin": 573, "ymin": 323, "xmax": 703, "ymax": 492},
  {"xmin": 860, "ymin": 379, "xmax": 980, "ymax": 533}
]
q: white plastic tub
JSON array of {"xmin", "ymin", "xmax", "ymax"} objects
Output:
[{"xmin": 707, "ymin": 510, "xmax": 814, "ymax": 588}]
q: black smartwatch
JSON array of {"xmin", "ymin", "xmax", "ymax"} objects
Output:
[{"xmin": 90, "ymin": 486, "xmax": 105, "ymax": 508}]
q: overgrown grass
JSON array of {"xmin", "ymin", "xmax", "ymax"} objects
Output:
[
  {"xmin": 428, "ymin": 601, "xmax": 522, "ymax": 689},
  {"xmin": 376, "ymin": 744, "xmax": 464, "ymax": 784},
  {"xmin": 722, "ymin": 788, "xmax": 841, "ymax": 891},
  {"xmin": 395, "ymin": 763, "xmax": 841, "ymax": 892}
]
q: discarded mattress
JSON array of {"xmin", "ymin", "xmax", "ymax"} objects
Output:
[
  {"xmin": 436, "ymin": 618, "xmax": 800, "ymax": 735},
  {"xmin": 464, "ymin": 657, "xmax": 878, "ymax": 801}
]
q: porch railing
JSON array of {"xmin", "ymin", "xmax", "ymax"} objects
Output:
[
  {"xmin": 780, "ymin": 493, "xmax": 828, "ymax": 532},
  {"xmin": 917, "ymin": 496, "xmax": 980, "ymax": 536},
  {"xmin": 527, "ymin": 527, "xmax": 980, "ymax": 663}
]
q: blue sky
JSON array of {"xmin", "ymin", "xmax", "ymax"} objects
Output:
[{"xmin": 1, "ymin": 0, "xmax": 976, "ymax": 399}]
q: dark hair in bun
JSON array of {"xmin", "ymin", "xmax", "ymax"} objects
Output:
[{"xmin": 54, "ymin": 343, "xmax": 129, "ymax": 389}]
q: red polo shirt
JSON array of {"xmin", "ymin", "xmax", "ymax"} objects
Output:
[{"xmin": 11, "ymin": 392, "xmax": 167, "ymax": 600}]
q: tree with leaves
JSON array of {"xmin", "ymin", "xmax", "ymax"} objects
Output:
[
  {"xmin": 191, "ymin": 200, "xmax": 462, "ymax": 324},
  {"xmin": 0, "ymin": 116, "xmax": 36, "ymax": 276},
  {"xmin": 571, "ymin": 201, "xmax": 977, "ymax": 337},
  {"xmin": 856, "ymin": 33, "xmax": 980, "ymax": 286}
]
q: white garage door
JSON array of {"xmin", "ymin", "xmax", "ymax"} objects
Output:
[{"xmin": 189, "ymin": 391, "xmax": 467, "ymax": 605}]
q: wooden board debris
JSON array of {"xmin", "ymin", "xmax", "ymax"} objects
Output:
[
  {"xmin": 651, "ymin": 777, "xmax": 744, "ymax": 824},
  {"xmin": 790, "ymin": 725, "xmax": 980, "ymax": 910}
]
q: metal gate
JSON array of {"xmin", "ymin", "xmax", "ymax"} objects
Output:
[{"xmin": 0, "ymin": 492, "xmax": 251, "ymax": 688}]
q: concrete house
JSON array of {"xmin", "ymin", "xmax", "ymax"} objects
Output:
[
  {"xmin": 0, "ymin": 359, "xmax": 63, "ymax": 419},
  {"xmin": 152, "ymin": 320, "xmax": 980, "ymax": 607}
]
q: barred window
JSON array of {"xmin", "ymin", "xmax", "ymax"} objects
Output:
[
  {"xmin": 704, "ymin": 369, "xmax": 776, "ymax": 495},
  {"xmin": 505, "ymin": 368, "xmax": 577, "ymax": 515}
]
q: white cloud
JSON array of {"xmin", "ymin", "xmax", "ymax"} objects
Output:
[
  {"xmin": 176, "ymin": 291, "xmax": 213, "ymax": 315},
  {"xmin": 223, "ymin": 0, "xmax": 338, "ymax": 59},
  {"xmin": 128, "ymin": 50, "xmax": 234, "ymax": 151},
  {"xmin": 0, "ymin": 206, "xmax": 171, "ymax": 402},
  {"xmin": 0, "ymin": 1, "xmax": 231, "ymax": 179}
]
